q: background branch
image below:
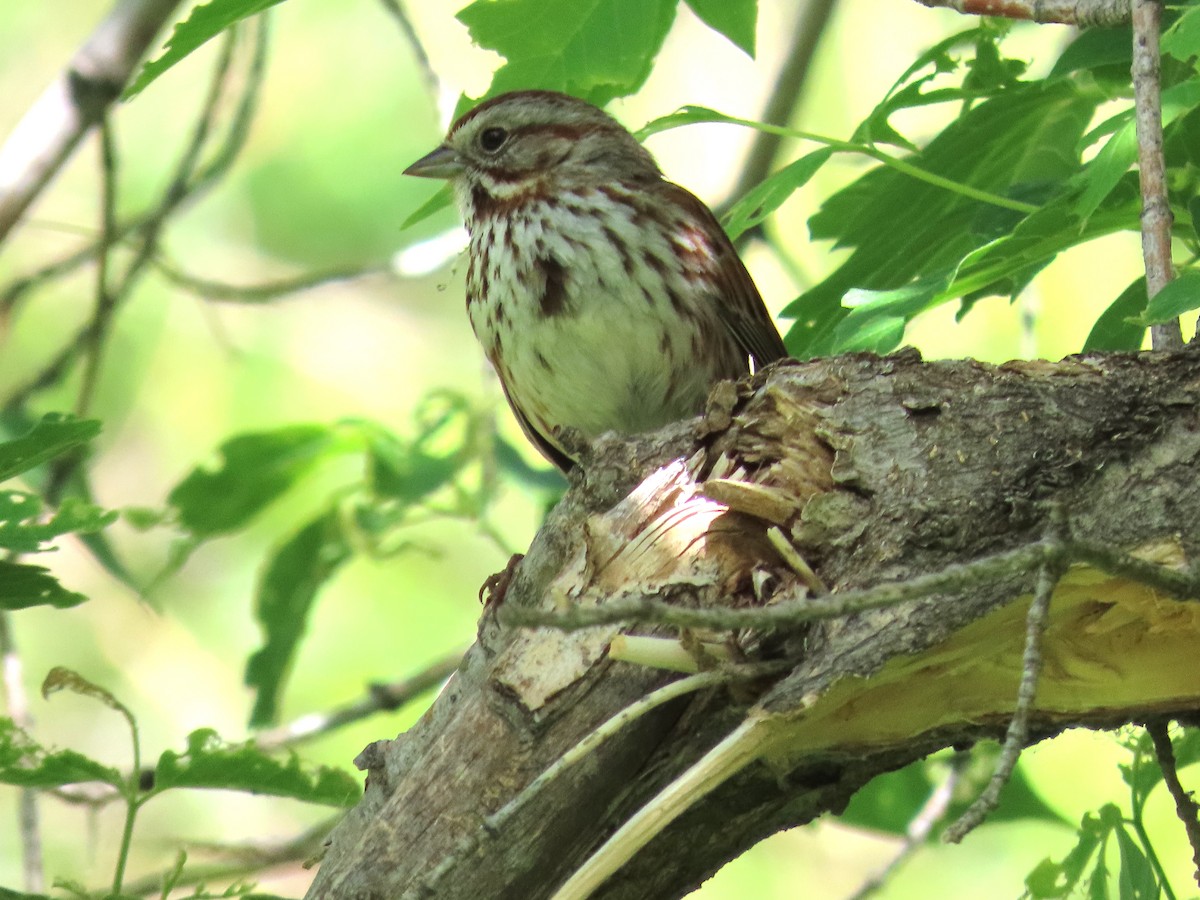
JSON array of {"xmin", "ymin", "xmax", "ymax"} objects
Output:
[{"xmin": 0, "ymin": 0, "xmax": 184, "ymax": 247}]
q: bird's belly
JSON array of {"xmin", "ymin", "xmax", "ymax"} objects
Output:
[{"xmin": 473, "ymin": 292, "xmax": 739, "ymax": 442}]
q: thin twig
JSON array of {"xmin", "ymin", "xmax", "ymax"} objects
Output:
[
  {"xmin": 0, "ymin": 0, "xmax": 185, "ymax": 247},
  {"xmin": 2, "ymin": 19, "xmax": 268, "ymax": 413},
  {"xmin": 847, "ymin": 754, "xmax": 967, "ymax": 900},
  {"xmin": 150, "ymin": 255, "xmax": 392, "ymax": 304},
  {"xmin": 375, "ymin": 0, "xmax": 441, "ymax": 99},
  {"xmin": 503, "ymin": 537, "xmax": 1198, "ymax": 633},
  {"xmin": 254, "ymin": 651, "xmax": 463, "ymax": 753},
  {"xmin": 1146, "ymin": 721, "xmax": 1200, "ymax": 887},
  {"xmin": 911, "ymin": 0, "xmax": 1129, "ymax": 25},
  {"xmin": 1131, "ymin": 0, "xmax": 1183, "ymax": 350},
  {"xmin": 0, "ymin": 609, "xmax": 43, "ymax": 891},
  {"xmin": 719, "ymin": 0, "xmax": 839, "ymax": 229},
  {"xmin": 117, "ymin": 815, "xmax": 338, "ymax": 898},
  {"xmin": 943, "ymin": 556, "xmax": 1061, "ymax": 842}
]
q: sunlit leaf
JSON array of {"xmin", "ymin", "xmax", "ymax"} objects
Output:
[
  {"xmin": 785, "ymin": 79, "xmax": 1099, "ymax": 357},
  {"xmin": 1074, "ymin": 78, "xmax": 1200, "ymax": 221},
  {"xmin": 245, "ymin": 512, "xmax": 352, "ymax": 727},
  {"xmin": 0, "ymin": 414, "xmax": 101, "ymax": 484},
  {"xmin": 169, "ymin": 425, "xmax": 349, "ymax": 538},
  {"xmin": 683, "ymin": 0, "xmax": 756, "ymax": 57},
  {"xmin": 154, "ymin": 728, "xmax": 359, "ymax": 806},
  {"xmin": 124, "ymin": 0, "xmax": 284, "ymax": 98},
  {"xmin": 458, "ymin": 0, "xmax": 677, "ymax": 104},
  {"xmin": 0, "ymin": 717, "xmax": 121, "ymax": 788},
  {"xmin": 723, "ymin": 148, "xmax": 832, "ymax": 240},
  {"xmin": 1162, "ymin": 4, "xmax": 1200, "ymax": 62},
  {"xmin": 0, "ymin": 492, "xmax": 116, "ymax": 553},
  {"xmin": 0, "ymin": 561, "xmax": 86, "ymax": 610},
  {"xmin": 401, "ymin": 183, "xmax": 455, "ymax": 231}
]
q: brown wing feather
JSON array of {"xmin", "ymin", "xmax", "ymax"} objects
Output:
[
  {"xmin": 496, "ymin": 374, "xmax": 575, "ymax": 473},
  {"xmin": 660, "ymin": 183, "xmax": 789, "ymax": 367}
]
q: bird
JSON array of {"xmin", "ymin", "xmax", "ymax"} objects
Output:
[{"xmin": 404, "ymin": 90, "xmax": 787, "ymax": 472}]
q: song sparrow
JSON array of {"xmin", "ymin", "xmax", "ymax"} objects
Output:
[{"xmin": 404, "ymin": 90, "xmax": 787, "ymax": 471}]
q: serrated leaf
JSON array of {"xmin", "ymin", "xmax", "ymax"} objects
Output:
[
  {"xmin": 169, "ymin": 425, "xmax": 348, "ymax": 539},
  {"xmin": 683, "ymin": 0, "xmax": 756, "ymax": 57},
  {"xmin": 154, "ymin": 728, "xmax": 359, "ymax": 807},
  {"xmin": 0, "ymin": 717, "xmax": 122, "ymax": 789},
  {"xmin": 724, "ymin": 148, "xmax": 832, "ymax": 240},
  {"xmin": 245, "ymin": 512, "xmax": 351, "ymax": 727},
  {"xmin": 1162, "ymin": 4, "xmax": 1200, "ymax": 62},
  {"xmin": 1084, "ymin": 278, "xmax": 1148, "ymax": 351},
  {"xmin": 458, "ymin": 0, "xmax": 677, "ymax": 105},
  {"xmin": 0, "ymin": 414, "xmax": 101, "ymax": 484},
  {"xmin": 785, "ymin": 79, "xmax": 1099, "ymax": 356},
  {"xmin": 1142, "ymin": 269, "xmax": 1200, "ymax": 323},
  {"xmin": 0, "ymin": 492, "xmax": 117, "ymax": 554},
  {"xmin": 1075, "ymin": 78, "xmax": 1200, "ymax": 221},
  {"xmin": 0, "ymin": 561, "xmax": 86, "ymax": 610},
  {"xmin": 124, "ymin": 0, "xmax": 285, "ymax": 99}
]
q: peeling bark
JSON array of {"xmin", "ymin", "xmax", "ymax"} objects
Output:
[{"xmin": 304, "ymin": 348, "xmax": 1200, "ymax": 900}]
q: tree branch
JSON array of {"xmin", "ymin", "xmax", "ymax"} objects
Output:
[
  {"xmin": 305, "ymin": 349, "xmax": 1200, "ymax": 900},
  {"xmin": 911, "ymin": 0, "xmax": 1128, "ymax": 25},
  {"xmin": 0, "ymin": 0, "xmax": 184, "ymax": 247},
  {"xmin": 1130, "ymin": 0, "xmax": 1183, "ymax": 350}
]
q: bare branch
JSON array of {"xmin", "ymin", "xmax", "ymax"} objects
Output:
[
  {"xmin": 943, "ymin": 554, "xmax": 1060, "ymax": 842},
  {"xmin": 1130, "ymin": 0, "xmax": 1183, "ymax": 350},
  {"xmin": 0, "ymin": 610, "xmax": 44, "ymax": 891},
  {"xmin": 911, "ymin": 0, "xmax": 1128, "ymax": 25},
  {"xmin": 1146, "ymin": 721, "xmax": 1200, "ymax": 888},
  {"xmin": 254, "ymin": 652, "xmax": 465, "ymax": 753},
  {"xmin": 0, "ymin": 0, "xmax": 184, "ymax": 247}
]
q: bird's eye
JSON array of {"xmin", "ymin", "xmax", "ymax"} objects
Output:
[{"xmin": 479, "ymin": 127, "xmax": 508, "ymax": 153}]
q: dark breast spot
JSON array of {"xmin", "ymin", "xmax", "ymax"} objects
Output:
[{"xmin": 538, "ymin": 256, "xmax": 568, "ymax": 317}]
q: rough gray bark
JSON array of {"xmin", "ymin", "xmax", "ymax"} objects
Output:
[{"xmin": 305, "ymin": 348, "xmax": 1200, "ymax": 900}]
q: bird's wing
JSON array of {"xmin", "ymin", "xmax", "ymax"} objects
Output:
[{"xmin": 661, "ymin": 183, "xmax": 789, "ymax": 367}]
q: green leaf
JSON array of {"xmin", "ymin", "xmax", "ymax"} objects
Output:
[
  {"xmin": 1084, "ymin": 278, "xmax": 1148, "ymax": 351},
  {"xmin": 169, "ymin": 425, "xmax": 348, "ymax": 539},
  {"xmin": 0, "ymin": 887, "xmax": 53, "ymax": 900},
  {"xmin": 683, "ymin": 0, "xmax": 756, "ymax": 57},
  {"xmin": 1074, "ymin": 78, "xmax": 1200, "ymax": 222},
  {"xmin": 723, "ymin": 148, "xmax": 833, "ymax": 240},
  {"xmin": 124, "ymin": 0, "xmax": 284, "ymax": 99},
  {"xmin": 0, "ymin": 414, "xmax": 101, "ymax": 484},
  {"xmin": 0, "ymin": 561, "xmax": 86, "ymax": 610},
  {"xmin": 245, "ymin": 512, "xmax": 352, "ymax": 727},
  {"xmin": 1050, "ymin": 26, "xmax": 1132, "ymax": 77},
  {"xmin": 368, "ymin": 402, "xmax": 472, "ymax": 503},
  {"xmin": 785, "ymin": 79, "xmax": 1099, "ymax": 357},
  {"xmin": 1162, "ymin": 4, "xmax": 1200, "ymax": 63},
  {"xmin": 0, "ymin": 491, "xmax": 117, "ymax": 553},
  {"xmin": 401, "ymin": 183, "xmax": 455, "ymax": 231},
  {"xmin": 0, "ymin": 717, "xmax": 122, "ymax": 788},
  {"xmin": 1026, "ymin": 812, "xmax": 1107, "ymax": 898},
  {"xmin": 457, "ymin": 0, "xmax": 677, "ymax": 105},
  {"xmin": 154, "ymin": 728, "xmax": 360, "ymax": 807},
  {"xmin": 1142, "ymin": 269, "xmax": 1200, "ymax": 324},
  {"xmin": 1113, "ymin": 824, "xmax": 1158, "ymax": 900}
]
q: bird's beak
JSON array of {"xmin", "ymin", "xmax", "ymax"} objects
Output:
[{"xmin": 404, "ymin": 144, "xmax": 464, "ymax": 179}]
